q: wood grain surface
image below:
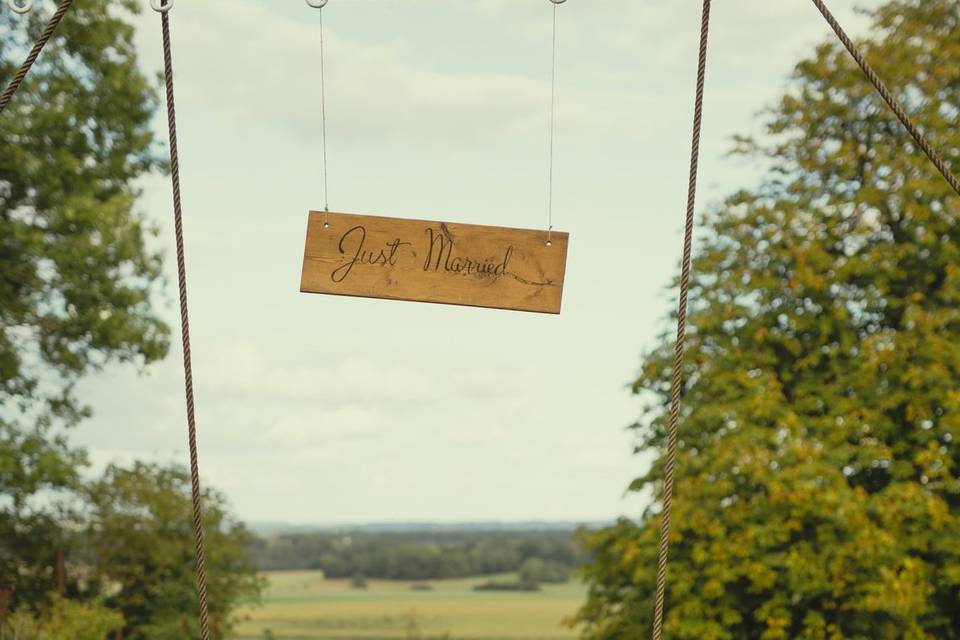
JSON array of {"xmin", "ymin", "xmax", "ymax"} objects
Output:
[{"xmin": 300, "ymin": 211, "xmax": 569, "ymax": 314}]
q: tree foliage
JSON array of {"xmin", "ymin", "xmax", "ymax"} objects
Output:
[
  {"xmin": 1, "ymin": 0, "xmax": 167, "ymax": 605},
  {"xmin": 251, "ymin": 528, "xmax": 581, "ymax": 581},
  {"xmin": 84, "ymin": 463, "xmax": 265, "ymax": 640},
  {"xmin": 574, "ymin": 1, "xmax": 960, "ymax": 638},
  {"xmin": 6, "ymin": 595, "xmax": 123, "ymax": 640},
  {"xmin": 519, "ymin": 557, "xmax": 571, "ymax": 585},
  {"xmin": 2, "ymin": 5, "xmax": 263, "ymax": 636}
]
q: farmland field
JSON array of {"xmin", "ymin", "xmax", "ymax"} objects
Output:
[{"xmin": 235, "ymin": 571, "xmax": 585, "ymax": 640}]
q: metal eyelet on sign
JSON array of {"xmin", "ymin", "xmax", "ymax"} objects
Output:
[
  {"xmin": 149, "ymin": 0, "xmax": 172, "ymax": 13},
  {"xmin": 306, "ymin": 0, "xmax": 328, "ymax": 8},
  {"xmin": 8, "ymin": 0, "xmax": 33, "ymax": 15}
]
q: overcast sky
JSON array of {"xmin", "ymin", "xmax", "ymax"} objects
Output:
[{"xmin": 70, "ymin": 0, "xmax": 882, "ymax": 527}]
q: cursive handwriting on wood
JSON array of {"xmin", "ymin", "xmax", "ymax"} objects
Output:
[{"xmin": 300, "ymin": 212, "xmax": 569, "ymax": 314}]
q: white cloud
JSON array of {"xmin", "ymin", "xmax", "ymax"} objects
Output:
[
  {"xmin": 211, "ymin": 341, "xmax": 435, "ymax": 406},
  {"xmin": 265, "ymin": 406, "xmax": 382, "ymax": 447},
  {"xmin": 154, "ymin": 1, "xmax": 549, "ymax": 144},
  {"xmin": 78, "ymin": 0, "xmax": 884, "ymax": 525},
  {"xmin": 133, "ymin": 0, "xmax": 729, "ymax": 148}
]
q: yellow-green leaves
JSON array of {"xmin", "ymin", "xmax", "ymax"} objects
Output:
[{"xmin": 574, "ymin": 1, "xmax": 960, "ymax": 637}]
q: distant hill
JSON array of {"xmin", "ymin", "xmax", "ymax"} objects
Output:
[{"xmin": 249, "ymin": 520, "xmax": 609, "ymax": 536}]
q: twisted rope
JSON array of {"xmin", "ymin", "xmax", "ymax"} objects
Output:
[
  {"xmin": 650, "ymin": 1, "xmax": 711, "ymax": 638},
  {"xmin": 158, "ymin": 6, "xmax": 212, "ymax": 640},
  {"xmin": 811, "ymin": 0, "xmax": 960, "ymax": 197},
  {"xmin": 0, "ymin": 0, "xmax": 74, "ymax": 114}
]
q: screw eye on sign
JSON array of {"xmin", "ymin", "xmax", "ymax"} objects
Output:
[{"xmin": 300, "ymin": 212, "xmax": 569, "ymax": 314}]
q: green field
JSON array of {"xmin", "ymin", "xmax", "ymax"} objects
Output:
[{"xmin": 235, "ymin": 571, "xmax": 585, "ymax": 640}]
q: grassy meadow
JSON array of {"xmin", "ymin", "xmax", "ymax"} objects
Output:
[{"xmin": 235, "ymin": 571, "xmax": 585, "ymax": 640}]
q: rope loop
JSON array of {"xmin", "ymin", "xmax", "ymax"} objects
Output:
[
  {"xmin": 7, "ymin": 0, "xmax": 33, "ymax": 15},
  {"xmin": 306, "ymin": 0, "xmax": 328, "ymax": 8},
  {"xmin": 150, "ymin": 0, "xmax": 172, "ymax": 13},
  {"xmin": 548, "ymin": 0, "xmax": 567, "ymax": 4}
]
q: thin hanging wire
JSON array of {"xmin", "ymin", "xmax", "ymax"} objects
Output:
[
  {"xmin": 546, "ymin": 1, "xmax": 559, "ymax": 245},
  {"xmin": 651, "ymin": 1, "xmax": 711, "ymax": 638},
  {"xmin": 319, "ymin": 7, "xmax": 331, "ymax": 218},
  {"xmin": 156, "ymin": 2, "xmax": 212, "ymax": 639},
  {"xmin": 0, "ymin": 0, "xmax": 74, "ymax": 114},
  {"xmin": 811, "ymin": 0, "xmax": 960, "ymax": 197}
]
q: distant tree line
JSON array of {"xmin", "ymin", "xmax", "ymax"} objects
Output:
[{"xmin": 250, "ymin": 529, "xmax": 584, "ymax": 581}]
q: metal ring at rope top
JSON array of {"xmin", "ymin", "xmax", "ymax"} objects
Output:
[
  {"xmin": 7, "ymin": 0, "xmax": 33, "ymax": 15},
  {"xmin": 150, "ymin": 0, "xmax": 172, "ymax": 13},
  {"xmin": 306, "ymin": 0, "xmax": 328, "ymax": 8},
  {"xmin": 548, "ymin": 0, "xmax": 567, "ymax": 4}
]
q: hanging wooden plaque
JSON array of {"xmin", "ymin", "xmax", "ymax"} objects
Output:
[{"xmin": 300, "ymin": 211, "xmax": 569, "ymax": 314}]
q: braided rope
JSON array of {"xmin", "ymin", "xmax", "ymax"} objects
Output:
[
  {"xmin": 812, "ymin": 0, "xmax": 960, "ymax": 197},
  {"xmin": 158, "ymin": 6, "xmax": 212, "ymax": 640},
  {"xmin": 650, "ymin": 1, "xmax": 711, "ymax": 639},
  {"xmin": 0, "ymin": 0, "xmax": 74, "ymax": 114}
]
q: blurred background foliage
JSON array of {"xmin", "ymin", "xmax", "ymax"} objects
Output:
[
  {"xmin": 575, "ymin": 1, "xmax": 960, "ymax": 638},
  {"xmin": 1, "ymin": 1, "xmax": 261, "ymax": 638}
]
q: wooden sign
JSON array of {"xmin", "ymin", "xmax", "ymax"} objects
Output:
[{"xmin": 300, "ymin": 211, "xmax": 569, "ymax": 314}]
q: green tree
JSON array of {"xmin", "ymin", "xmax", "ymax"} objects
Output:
[
  {"xmin": 84, "ymin": 462, "xmax": 264, "ymax": 640},
  {"xmin": 1, "ymin": 0, "xmax": 167, "ymax": 608},
  {"xmin": 518, "ymin": 557, "xmax": 570, "ymax": 585},
  {"xmin": 351, "ymin": 574, "xmax": 369, "ymax": 590},
  {"xmin": 6, "ymin": 595, "xmax": 124, "ymax": 640},
  {"xmin": 574, "ymin": 1, "xmax": 960, "ymax": 638}
]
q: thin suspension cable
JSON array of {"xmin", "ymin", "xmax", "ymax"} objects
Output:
[
  {"xmin": 547, "ymin": 2, "xmax": 558, "ymax": 243},
  {"xmin": 651, "ymin": 1, "xmax": 711, "ymax": 639},
  {"xmin": 320, "ymin": 7, "xmax": 330, "ymax": 214},
  {"xmin": 0, "ymin": 0, "xmax": 74, "ymax": 115},
  {"xmin": 158, "ymin": 4, "xmax": 212, "ymax": 640},
  {"xmin": 811, "ymin": 0, "xmax": 960, "ymax": 197}
]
